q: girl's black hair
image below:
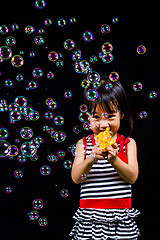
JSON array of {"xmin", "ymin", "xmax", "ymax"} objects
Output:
[{"xmin": 83, "ymin": 75, "xmax": 133, "ymax": 137}]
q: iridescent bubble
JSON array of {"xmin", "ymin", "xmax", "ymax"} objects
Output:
[
  {"xmin": 0, "ymin": 25, "xmax": 9, "ymax": 34},
  {"xmin": 149, "ymin": 91, "xmax": 157, "ymax": 99},
  {"xmin": 9, "ymin": 110, "xmax": 21, "ymax": 121},
  {"xmin": 90, "ymin": 55, "xmax": 97, "ymax": 63},
  {"xmin": 102, "ymin": 53, "xmax": 113, "ymax": 63},
  {"xmin": 0, "ymin": 140, "xmax": 10, "ymax": 158},
  {"xmin": 48, "ymin": 101, "xmax": 57, "ymax": 110},
  {"xmin": 8, "ymin": 145, "xmax": 19, "ymax": 157},
  {"xmin": 40, "ymin": 165, "xmax": 51, "ymax": 176},
  {"xmin": 139, "ymin": 111, "xmax": 147, "ymax": 118},
  {"xmin": 109, "ymin": 72, "xmax": 119, "ymax": 82},
  {"xmin": 64, "ymin": 90, "xmax": 72, "ymax": 98},
  {"xmin": 64, "ymin": 39, "xmax": 75, "ymax": 50},
  {"xmin": 32, "ymin": 68, "xmax": 43, "ymax": 78},
  {"xmin": 0, "ymin": 46, "xmax": 12, "ymax": 60},
  {"xmin": 33, "ymin": 198, "xmax": 43, "ymax": 210},
  {"xmin": 87, "ymin": 71, "xmax": 100, "ymax": 83},
  {"xmin": 47, "ymin": 154, "xmax": 58, "ymax": 162},
  {"xmin": 101, "ymin": 24, "xmax": 110, "ymax": 34},
  {"xmin": 11, "ymin": 23, "xmax": 19, "ymax": 31},
  {"xmin": 34, "ymin": 36, "xmax": 45, "ymax": 45},
  {"xmin": 16, "ymin": 74, "xmax": 23, "ymax": 81},
  {"xmin": 81, "ymin": 79, "xmax": 90, "ymax": 88},
  {"xmin": 83, "ymin": 122, "xmax": 90, "ymax": 131},
  {"xmin": 35, "ymin": 0, "xmax": 46, "ymax": 9},
  {"xmin": 60, "ymin": 189, "xmax": 69, "ymax": 198},
  {"xmin": 102, "ymin": 42, "xmax": 113, "ymax": 52},
  {"xmin": 74, "ymin": 61, "xmax": 83, "ymax": 73},
  {"xmin": 73, "ymin": 126, "xmax": 81, "ymax": 134},
  {"xmin": 56, "ymin": 60, "xmax": 63, "ymax": 67},
  {"xmin": 81, "ymin": 174, "xmax": 87, "ymax": 180},
  {"xmin": 5, "ymin": 186, "xmax": 12, "ymax": 193},
  {"xmin": 86, "ymin": 89, "xmax": 98, "ymax": 101},
  {"xmin": 25, "ymin": 25, "xmax": 35, "ymax": 34},
  {"xmin": 48, "ymin": 51, "xmax": 58, "ymax": 61},
  {"xmin": 54, "ymin": 115, "xmax": 64, "ymax": 125},
  {"xmin": 5, "ymin": 79, "xmax": 13, "ymax": 87},
  {"xmin": 0, "ymin": 128, "xmax": 9, "ymax": 139},
  {"xmin": 17, "ymin": 154, "xmax": 27, "ymax": 163},
  {"xmin": 137, "ymin": 45, "xmax": 146, "ymax": 54},
  {"xmin": 58, "ymin": 18, "xmax": 66, "ymax": 27},
  {"xmin": 112, "ymin": 17, "xmax": 119, "ymax": 23},
  {"xmin": 44, "ymin": 18, "xmax": 52, "ymax": 26},
  {"xmin": 47, "ymin": 71, "xmax": 54, "ymax": 79},
  {"xmin": 72, "ymin": 49, "xmax": 81, "ymax": 61},
  {"xmin": 83, "ymin": 31, "xmax": 93, "ymax": 42},
  {"xmin": 80, "ymin": 104, "xmax": 87, "ymax": 112},
  {"xmin": 80, "ymin": 60, "xmax": 91, "ymax": 74},
  {"xmin": 23, "ymin": 106, "xmax": 34, "ymax": 117},
  {"xmin": 6, "ymin": 36, "xmax": 16, "ymax": 46},
  {"xmin": 57, "ymin": 150, "xmax": 65, "ymax": 158},
  {"xmin": 28, "ymin": 81, "xmax": 37, "ymax": 90},
  {"xmin": 20, "ymin": 127, "xmax": 33, "ymax": 139},
  {"xmin": 53, "ymin": 131, "xmax": 66, "ymax": 142},
  {"xmin": 45, "ymin": 111, "xmax": 53, "ymax": 119},
  {"xmin": 105, "ymin": 82, "xmax": 113, "ymax": 90},
  {"xmin": 14, "ymin": 96, "xmax": 27, "ymax": 108},
  {"xmin": 14, "ymin": 169, "xmax": 23, "ymax": 178},
  {"xmin": 39, "ymin": 217, "xmax": 48, "ymax": 226},
  {"xmin": 70, "ymin": 17, "xmax": 76, "ymax": 23},
  {"xmin": 63, "ymin": 160, "xmax": 72, "ymax": 169},
  {"xmin": 133, "ymin": 82, "xmax": 143, "ymax": 91},
  {"xmin": 20, "ymin": 142, "xmax": 37, "ymax": 157},
  {"xmin": 28, "ymin": 210, "xmax": 39, "ymax": 220},
  {"xmin": 11, "ymin": 55, "xmax": 24, "ymax": 67},
  {"xmin": 78, "ymin": 111, "xmax": 91, "ymax": 122}
]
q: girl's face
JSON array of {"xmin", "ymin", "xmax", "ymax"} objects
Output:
[{"xmin": 90, "ymin": 103, "xmax": 123, "ymax": 138}]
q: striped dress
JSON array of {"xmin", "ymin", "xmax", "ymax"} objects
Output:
[{"xmin": 70, "ymin": 133, "xmax": 140, "ymax": 240}]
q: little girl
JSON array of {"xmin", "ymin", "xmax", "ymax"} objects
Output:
[{"xmin": 70, "ymin": 76, "xmax": 140, "ymax": 240}]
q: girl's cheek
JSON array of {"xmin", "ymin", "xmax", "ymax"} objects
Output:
[{"xmin": 90, "ymin": 121, "xmax": 99, "ymax": 130}]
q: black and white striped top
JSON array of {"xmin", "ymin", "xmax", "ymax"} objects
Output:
[{"xmin": 80, "ymin": 134, "xmax": 132, "ymax": 200}]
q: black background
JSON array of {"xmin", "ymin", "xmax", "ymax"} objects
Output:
[{"xmin": 0, "ymin": 1, "xmax": 159, "ymax": 239}]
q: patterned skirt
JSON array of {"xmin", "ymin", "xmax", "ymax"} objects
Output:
[{"xmin": 69, "ymin": 207, "xmax": 141, "ymax": 240}]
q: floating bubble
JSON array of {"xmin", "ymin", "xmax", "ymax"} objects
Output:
[
  {"xmin": 53, "ymin": 131, "xmax": 66, "ymax": 142},
  {"xmin": 0, "ymin": 46, "xmax": 12, "ymax": 60},
  {"xmin": 72, "ymin": 49, "xmax": 81, "ymax": 61},
  {"xmin": 60, "ymin": 189, "xmax": 69, "ymax": 198},
  {"xmin": 5, "ymin": 79, "xmax": 13, "ymax": 87},
  {"xmin": 64, "ymin": 90, "xmax": 72, "ymax": 98},
  {"xmin": 45, "ymin": 111, "xmax": 53, "ymax": 119},
  {"xmin": 81, "ymin": 79, "xmax": 90, "ymax": 88},
  {"xmin": 14, "ymin": 96, "xmax": 27, "ymax": 108},
  {"xmin": 87, "ymin": 71, "xmax": 100, "ymax": 83},
  {"xmin": 6, "ymin": 36, "xmax": 16, "ymax": 46},
  {"xmin": 0, "ymin": 25, "xmax": 9, "ymax": 34},
  {"xmin": 101, "ymin": 24, "xmax": 110, "ymax": 34},
  {"xmin": 28, "ymin": 210, "xmax": 39, "ymax": 220},
  {"xmin": 28, "ymin": 81, "xmax": 37, "ymax": 90},
  {"xmin": 40, "ymin": 165, "xmax": 51, "ymax": 176},
  {"xmin": 102, "ymin": 42, "xmax": 113, "ymax": 52},
  {"xmin": 79, "ymin": 60, "xmax": 90, "ymax": 74},
  {"xmin": 73, "ymin": 126, "xmax": 81, "ymax": 134},
  {"xmin": 48, "ymin": 51, "xmax": 58, "ymax": 61},
  {"xmin": 105, "ymin": 82, "xmax": 113, "ymax": 90},
  {"xmin": 54, "ymin": 115, "xmax": 64, "ymax": 125},
  {"xmin": 102, "ymin": 53, "xmax": 113, "ymax": 63},
  {"xmin": 25, "ymin": 25, "xmax": 35, "ymax": 34},
  {"xmin": 44, "ymin": 18, "xmax": 52, "ymax": 26},
  {"xmin": 47, "ymin": 71, "xmax": 54, "ymax": 79},
  {"xmin": 70, "ymin": 17, "xmax": 76, "ymax": 23},
  {"xmin": 109, "ymin": 72, "xmax": 119, "ymax": 82},
  {"xmin": 20, "ymin": 142, "xmax": 37, "ymax": 157},
  {"xmin": 0, "ymin": 128, "xmax": 9, "ymax": 139},
  {"xmin": 137, "ymin": 45, "xmax": 146, "ymax": 54},
  {"xmin": 34, "ymin": 36, "xmax": 45, "ymax": 45},
  {"xmin": 86, "ymin": 89, "xmax": 98, "ymax": 101},
  {"xmin": 33, "ymin": 198, "xmax": 43, "ymax": 210},
  {"xmin": 139, "ymin": 111, "xmax": 147, "ymax": 118},
  {"xmin": 11, "ymin": 55, "xmax": 24, "ymax": 67},
  {"xmin": 81, "ymin": 174, "xmax": 87, "ymax": 180},
  {"xmin": 64, "ymin": 39, "xmax": 75, "ymax": 50},
  {"xmin": 63, "ymin": 160, "xmax": 72, "ymax": 169},
  {"xmin": 16, "ymin": 74, "xmax": 23, "ymax": 81},
  {"xmin": 83, "ymin": 122, "xmax": 91, "ymax": 131},
  {"xmin": 112, "ymin": 17, "xmax": 119, "ymax": 23},
  {"xmin": 149, "ymin": 91, "xmax": 157, "ymax": 99},
  {"xmin": 78, "ymin": 111, "xmax": 91, "ymax": 122},
  {"xmin": 56, "ymin": 60, "xmax": 64, "ymax": 67},
  {"xmin": 17, "ymin": 154, "xmax": 27, "ymax": 163},
  {"xmin": 0, "ymin": 140, "xmax": 10, "ymax": 158},
  {"xmin": 58, "ymin": 18, "xmax": 66, "ymax": 27},
  {"xmin": 83, "ymin": 31, "xmax": 93, "ymax": 42},
  {"xmin": 80, "ymin": 104, "xmax": 87, "ymax": 112},
  {"xmin": 9, "ymin": 110, "xmax": 21, "ymax": 121},
  {"xmin": 32, "ymin": 68, "xmax": 43, "ymax": 78},
  {"xmin": 5, "ymin": 186, "xmax": 12, "ymax": 193},
  {"xmin": 57, "ymin": 150, "xmax": 65, "ymax": 158},
  {"xmin": 8, "ymin": 145, "xmax": 19, "ymax": 157},
  {"xmin": 35, "ymin": 0, "xmax": 46, "ymax": 9},
  {"xmin": 39, "ymin": 217, "xmax": 48, "ymax": 226},
  {"xmin": 14, "ymin": 169, "xmax": 23, "ymax": 178},
  {"xmin": 90, "ymin": 55, "xmax": 97, "ymax": 63},
  {"xmin": 47, "ymin": 154, "xmax": 58, "ymax": 162},
  {"xmin": 133, "ymin": 82, "xmax": 143, "ymax": 91},
  {"xmin": 20, "ymin": 127, "xmax": 33, "ymax": 139},
  {"xmin": 11, "ymin": 23, "xmax": 19, "ymax": 31}
]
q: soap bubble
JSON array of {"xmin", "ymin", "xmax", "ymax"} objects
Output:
[
  {"xmin": 5, "ymin": 186, "xmax": 12, "ymax": 193},
  {"xmin": 34, "ymin": 36, "xmax": 45, "ymax": 45},
  {"xmin": 64, "ymin": 90, "xmax": 72, "ymax": 98},
  {"xmin": 87, "ymin": 71, "xmax": 100, "ymax": 82},
  {"xmin": 35, "ymin": 0, "xmax": 46, "ymax": 9},
  {"xmin": 32, "ymin": 68, "xmax": 43, "ymax": 78},
  {"xmin": 58, "ymin": 18, "xmax": 66, "ymax": 27},
  {"xmin": 149, "ymin": 91, "xmax": 157, "ymax": 99},
  {"xmin": 137, "ymin": 45, "xmax": 146, "ymax": 54},
  {"xmin": 25, "ymin": 25, "xmax": 35, "ymax": 34},
  {"xmin": 20, "ymin": 127, "xmax": 33, "ymax": 139},
  {"xmin": 17, "ymin": 154, "xmax": 27, "ymax": 163},
  {"xmin": 81, "ymin": 174, "xmax": 87, "ymax": 180},
  {"xmin": 101, "ymin": 24, "xmax": 110, "ymax": 34},
  {"xmin": 9, "ymin": 110, "xmax": 21, "ymax": 121},
  {"xmin": 78, "ymin": 111, "xmax": 91, "ymax": 122},
  {"xmin": 90, "ymin": 55, "xmax": 97, "ymax": 63},
  {"xmin": 54, "ymin": 115, "xmax": 64, "ymax": 125},
  {"xmin": 63, "ymin": 160, "xmax": 72, "ymax": 169},
  {"xmin": 20, "ymin": 142, "xmax": 37, "ymax": 157},
  {"xmin": 83, "ymin": 31, "xmax": 93, "ymax": 42},
  {"xmin": 0, "ymin": 128, "xmax": 9, "ymax": 139},
  {"xmin": 28, "ymin": 210, "xmax": 39, "ymax": 220},
  {"xmin": 39, "ymin": 217, "xmax": 48, "ymax": 226},
  {"xmin": 8, "ymin": 145, "xmax": 19, "ymax": 157},
  {"xmin": 139, "ymin": 111, "xmax": 147, "ymax": 118},
  {"xmin": 47, "ymin": 154, "xmax": 58, "ymax": 162},
  {"xmin": 14, "ymin": 169, "xmax": 23, "ymax": 178},
  {"xmin": 11, "ymin": 55, "xmax": 24, "ymax": 67},
  {"xmin": 45, "ymin": 111, "xmax": 53, "ymax": 119},
  {"xmin": 60, "ymin": 188, "xmax": 69, "ymax": 198},
  {"xmin": 133, "ymin": 82, "xmax": 143, "ymax": 91},
  {"xmin": 33, "ymin": 198, "xmax": 43, "ymax": 209},
  {"xmin": 0, "ymin": 25, "xmax": 9, "ymax": 34},
  {"xmin": 112, "ymin": 17, "xmax": 119, "ymax": 23},
  {"xmin": 0, "ymin": 140, "xmax": 11, "ymax": 158},
  {"xmin": 14, "ymin": 96, "xmax": 27, "ymax": 108},
  {"xmin": 0, "ymin": 46, "xmax": 12, "ymax": 60},
  {"xmin": 53, "ymin": 131, "xmax": 66, "ymax": 142},
  {"xmin": 102, "ymin": 53, "xmax": 113, "ymax": 63},
  {"xmin": 64, "ymin": 39, "xmax": 75, "ymax": 50},
  {"xmin": 109, "ymin": 72, "xmax": 119, "ymax": 82},
  {"xmin": 6, "ymin": 36, "xmax": 16, "ymax": 46},
  {"xmin": 40, "ymin": 165, "xmax": 51, "ymax": 176},
  {"xmin": 102, "ymin": 42, "xmax": 113, "ymax": 52},
  {"xmin": 73, "ymin": 126, "xmax": 81, "ymax": 134},
  {"xmin": 72, "ymin": 49, "xmax": 81, "ymax": 61},
  {"xmin": 105, "ymin": 82, "xmax": 113, "ymax": 90},
  {"xmin": 44, "ymin": 18, "xmax": 52, "ymax": 26},
  {"xmin": 57, "ymin": 150, "xmax": 65, "ymax": 158},
  {"xmin": 86, "ymin": 89, "xmax": 98, "ymax": 101},
  {"xmin": 48, "ymin": 51, "xmax": 58, "ymax": 61}
]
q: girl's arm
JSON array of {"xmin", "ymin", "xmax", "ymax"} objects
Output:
[{"xmin": 107, "ymin": 138, "xmax": 139, "ymax": 184}]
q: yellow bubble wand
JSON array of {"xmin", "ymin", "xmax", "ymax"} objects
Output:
[{"xmin": 95, "ymin": 127, "xmax": 114, "ymax": 152}]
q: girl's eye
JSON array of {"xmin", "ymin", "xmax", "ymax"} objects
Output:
[
  {"xmin": 108, "ymin": 115, "xmax": 115, "ymax": 118},
  {"xmin": 93, "ymin": 115, "xmax": 99, "ymax": 119}
]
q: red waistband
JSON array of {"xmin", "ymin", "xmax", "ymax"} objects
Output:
[{"xmin": 80, "ymin": 198, "xmax": 131, "ymax": 209}]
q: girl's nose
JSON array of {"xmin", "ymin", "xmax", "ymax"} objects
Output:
[{"xmin": 99, "ymin": 119, "xmax": 109, "ymax": 130}]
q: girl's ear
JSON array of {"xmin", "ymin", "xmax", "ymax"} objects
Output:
[{"xmin": 121, "ymin": 113, "xmax": 124, "ymax": 119}]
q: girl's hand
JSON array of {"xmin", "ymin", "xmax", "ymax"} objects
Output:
[
  {"xmin": 90, "ymin": 143, "xmax": 108, "ymax": 163},
  {"xmin": 104, "ymin": 142, "xmax": 118, "ymax": 161}
]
